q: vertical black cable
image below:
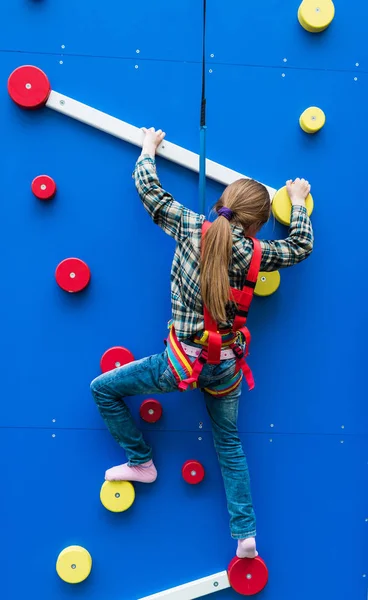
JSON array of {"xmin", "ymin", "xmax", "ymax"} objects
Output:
[
  {"xmin": 200, "ymin": 0, "xmax": 207, "ymax": 128},
  {"xmin": 199, "ymin": 0, "xmax": 207, "ymax": 214}
]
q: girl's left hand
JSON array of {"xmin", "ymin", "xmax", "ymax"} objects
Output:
[{"xmin": 142, "ymin": 127, "xmax": 166, "ymax": 155}]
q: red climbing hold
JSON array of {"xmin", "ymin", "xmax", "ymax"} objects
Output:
[
  {"xmin": 227, "ymin": 556, "xmax": 268, "ymax": 596},
  {"xmin": 55, "ymin": 258, "xmax": 90, "ymax": 293},
  {"xmin": 100, "ymin": 347, "xmax": 135, "ymax": 373},
  {"xmin": 8, "ymin": 65, "xmax": 51, "ymax": 109},
  {"xmin": 182, "ymin": 460, "xmax": 205, "ymax": 484},
  {"xmin": 32, "ymin": 175, "xmax": 56, "ymax": 200},
  {"xmin": 140, "ymin": 399, "xmax": 163, "ymax": 423}
]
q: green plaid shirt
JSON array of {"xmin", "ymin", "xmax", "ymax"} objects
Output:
[{"xmin": 134, "ymin": 155, "xmax": 314, "ymax": 340}]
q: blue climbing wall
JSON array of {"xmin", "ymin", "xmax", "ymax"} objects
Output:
[{"xmin": 1, "ymin": 1, "xmax": 367, "ymax": 598}]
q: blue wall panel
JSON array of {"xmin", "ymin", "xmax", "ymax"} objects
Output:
[
  {"xmin": 2, "ymin": 429, "xmax": 367, "ymax": 599},
  {"xmin": 207, "ymin": 0, "xmax": 368, "ymax": 71},
  {"xmin": 0, "ymin": 1, "xmax": 201, "ymax": 62},
  {"xmin": 1, "ymin": 1, "xmax": 367, "ymax": 599}
]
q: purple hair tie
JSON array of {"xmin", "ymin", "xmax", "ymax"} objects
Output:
[{"xmin": 217, "ymin": 207, "xmax": 233, "ymax": 221}]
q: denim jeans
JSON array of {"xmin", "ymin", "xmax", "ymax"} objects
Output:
[{"xmin": 90, "ymin": 348, "xmax": 256, "ymax": 539}]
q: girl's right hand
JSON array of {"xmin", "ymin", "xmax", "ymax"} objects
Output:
[{"xmin": 286, "ymin": 178, "xmax": 311, "ymax": 206}]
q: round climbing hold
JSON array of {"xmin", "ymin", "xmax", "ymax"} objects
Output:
[
  {"xmin": 254, "ymin": 271, "xmax": 281, "ymax": 297},
  {"xmin": 56, "ymin": 545, "xmax": 92, "ymax": 584},
  {"xmin": 299, "ymin": 107, "xmax": 326, "ymax": 133},
  {"xmin": 100, "ymin": 480, "xmax": 135, "ymax": 513},
  {"xmin": 182, "ymin": 460, "xmax": 205, "ymax": 484},
  {"xmin": 298, "ymin": 0, "xmax": 335, "ymax": 33},
  {"xmin": 227, "ymin": 556, "xmax": 268, "ymax": 596},
  {"xmin": 140, "ymin": 399, "xmax": 163, "ymax": 423},
  {"xmin": 55, "ymin": 258, "xmax": 91, "ymax": 293},
  {"xmin": 8, "ymin": 65, "xmax": 51, "ymax": 109},
  {"xmin": 272, "ymin": 185, "xmax": 314, "ymax": 226},
  {"xmin": 31, "ymin": 175, "xmax": 57, "ymax": 200},
  {"xmin": 100, "ymin": 346, "xmax": 135, "ymax": 373}
]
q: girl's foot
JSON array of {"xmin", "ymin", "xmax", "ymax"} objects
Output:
[
  {"xmin": 105, "ymin": 460, "xmax": 157, "ymax": 483},
  {"xmin": 236, "ymin": 537, "xmax": 258, "ymax": 559}
]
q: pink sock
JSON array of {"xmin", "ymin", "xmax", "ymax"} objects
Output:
[
  {"xmin": 105, "ymin": 460, "xmax": 157, "ymax": 483},
  {"xmin": 236, "ymin": 537, "xmax": 258, "ymax": 559}
]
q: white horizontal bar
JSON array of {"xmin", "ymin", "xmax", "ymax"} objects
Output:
[
  {"xmin": 137, "ymin": 570, "xmax": 230, "ymax": 600},
  {"xmin": 46, "ymin": 90, "xmax": 276, "ymax": 199}
]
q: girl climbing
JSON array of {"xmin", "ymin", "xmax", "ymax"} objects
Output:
[{"xmin": 90, "ymin": 127, "xmax": 314, "ymax": 559}]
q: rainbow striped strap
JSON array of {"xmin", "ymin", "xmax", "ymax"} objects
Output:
[
  {"xmin": 166, "ymin": 326, "xmax": 196, "ymax": 388},
  {"xmin": 204, "ymin": 370, "xmax": 243, "ymax": 397}
]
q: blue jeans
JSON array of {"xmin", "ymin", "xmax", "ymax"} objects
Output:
[{"xmin": 90, "ymin": 348, "xmax": 256, "ymax": 539}]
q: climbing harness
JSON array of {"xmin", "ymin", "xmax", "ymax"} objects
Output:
[{"xmin": 166, "ymin": 221, "xmax": 262, "ymax": 396}]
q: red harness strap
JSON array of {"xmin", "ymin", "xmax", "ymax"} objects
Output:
[
  {"xmin": 202, "ymin": 221, "xmax": 262, "ymax": 390},
  {"xmin": 178, "ymin": 221, "xmax": 262, "ymax": 392}
]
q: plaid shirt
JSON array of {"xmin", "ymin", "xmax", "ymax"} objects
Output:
[{"xmin": 134, "ymin": 155, "xmax": 314, "ymax": 340}]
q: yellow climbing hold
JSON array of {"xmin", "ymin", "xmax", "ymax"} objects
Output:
[
  {"xmin": 56, "ymin": 546, "xmax": 92, "ymax": 584},
  {"xmin": 255, "ymin": 271, "xmax": 281, "ymax": 297},
  {"xmin": 299, "ymin": 107, "xmax": 326, "ymax": 133},
  {"xmin": 272, "ymin": 186, "xmax": 314, "ymax": 226},
  {"xmin": 298, "ymin": 0, "xmax": 335, "ymax": 33},
  {"xmin": 100, "ymin": 480, "xmax": 135, "ymax": 513}
]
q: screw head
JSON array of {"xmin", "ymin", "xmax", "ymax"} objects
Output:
[
  {"xmin": 71, "ymin": 564, "xmax": 76, "ymax": 569},
  {"xmin": 115, "ymin": 493, "xmax": 120, "ymax": 498},
  {"xmin": 115, "ymin": 362, "xmax": 121, "ymax": 368},
  {"xmin": 69, "ymin": 272, "xmax": 76, "ymax": 279}
]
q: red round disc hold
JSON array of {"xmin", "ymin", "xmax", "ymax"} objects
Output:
[
  {"xmin": 55, "ymin": 258, "xmax": 90, "ymax": 293},
  {"xmin": 100, "ymin": 347, "xmax": 135, "ymax": 373},
  {"xmin": 227, "ymin": 556, "xmax": 268, "ymax": 596},
  {"xmin": 182, "ymin": 460, "xmax": 205, "ymax": 484},
  {"xmin": 139, "ymin": 399, "xmax": 163, "ymax": 423},
  {"xmin": 8, "ymin": 65, "xmax": 51, "ymax": 109},
  {"xmin": 32, "ymin": 175, "xmax": 56, "ymax": 200}
]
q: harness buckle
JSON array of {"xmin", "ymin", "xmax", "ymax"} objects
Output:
[{"xmin": 232, "ymin": 344, "xmax": 245, "ymax": 360}]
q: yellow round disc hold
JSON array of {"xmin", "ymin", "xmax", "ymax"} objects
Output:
[
  {"xmin": 272, "ymin": 186, "xmax": 314, "ymax": 226},
  {"xmin": 100, "ymin": 480, "xmax": 135, "ymax": 513},
  {"xmin": 255, "ymin": 271, "xmax": 281, "ymax": 297},
  {"xmin": 56, "ymin": 546, "xmax": 92, "ymax": 584},
  {"xmin": 299, "ymin": 107, "xmax": 325, "ymax": 133},
  {"xmin": 298, "ymin": 0, "xmax": 335, "ymax": 33}
]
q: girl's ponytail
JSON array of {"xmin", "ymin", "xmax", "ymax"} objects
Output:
[
  {"xmin": 200, "ymin": 178, "xmax": 271, "ymax": 324},
  {"xmin": 200, "ymin": 215, "xmax": 232, "ymax": 323}
]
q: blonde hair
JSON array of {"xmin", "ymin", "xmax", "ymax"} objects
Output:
[{"xmin": 200, "ymin": 179, "xmax": 271, "ymax": 323}]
